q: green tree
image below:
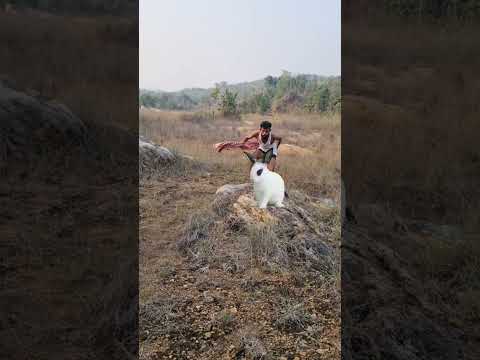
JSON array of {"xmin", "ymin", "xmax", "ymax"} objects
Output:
[
  {"xmin": 209, "ymin": 87, "xmax": 220, "ymax": 119},
  {"xmin": 255, "ymin": 93, "xmax": 271, "ymax": 114},
  {"xmin": 220, "ymin": 88, "xmax": 238, "ymax": 117}
]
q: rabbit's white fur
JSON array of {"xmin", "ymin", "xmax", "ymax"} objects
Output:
[{"xmin": 250, "ymin": 162, "xmax": 285, "ymax": 208}]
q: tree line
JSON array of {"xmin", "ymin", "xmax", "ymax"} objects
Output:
[{"xmin": 140, "ymin": 72, "xmax": 341, "ymax": 117}]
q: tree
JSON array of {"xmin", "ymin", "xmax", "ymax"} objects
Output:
[
  {"xmin": 220, "ymin": 88, "xmax": 238, "ymax": 117},
  {"xmin": 304, "ymin": 84, "xmax": 332, "ymax": 112},
  {"xmin": 255, "ymin": 93, "xmax": 271, "ymax": 114},
  {"xmin": 209, "ymin": 87, "xmax": 220, "ymax": 120},
  {"xmin": 317, "ymin": 86, "xmax": 331, "ymax": 112},
  {"xmin": 264, "ymin": 75, "xmax": 277, "ymax": 89}
]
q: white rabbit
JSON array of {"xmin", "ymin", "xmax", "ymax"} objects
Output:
[{"xmin": 245, "ymin": 152, "xmax": 286, "ymax": 208}]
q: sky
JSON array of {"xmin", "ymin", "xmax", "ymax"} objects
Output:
[{"xmin": 140, "ymin": 0, "xmax": 340, "ymax": 91}]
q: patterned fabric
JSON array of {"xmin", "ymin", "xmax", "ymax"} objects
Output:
[{"xmin": 214, "ymin": 139, "xmax": 259, "ymax": 152}]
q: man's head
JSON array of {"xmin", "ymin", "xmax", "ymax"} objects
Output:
[{"xmin": 259, "ymin": 120, "xmax": 272, "ymax": 137}]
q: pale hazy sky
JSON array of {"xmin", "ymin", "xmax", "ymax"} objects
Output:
[{"xmin": 140, "ymin": 0, "xmax": 340, "ymax": 91}]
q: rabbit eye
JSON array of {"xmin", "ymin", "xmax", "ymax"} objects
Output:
[{"xmin": 256, "ymin": 169, "xmax": 263, "ymax": 176}]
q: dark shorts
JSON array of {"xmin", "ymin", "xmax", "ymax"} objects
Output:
[{"xmin": 256, "ymin": 148, "xmax": 276, "ymax": 163}]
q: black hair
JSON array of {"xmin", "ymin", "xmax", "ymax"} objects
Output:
[{"xmin": 260, "ymin": 120, "xmax": 272, "ymax": 129}]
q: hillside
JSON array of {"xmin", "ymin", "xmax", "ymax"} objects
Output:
[{"xmin": 140, "ymin": 72, "xmax": 341, "ymax": 114}]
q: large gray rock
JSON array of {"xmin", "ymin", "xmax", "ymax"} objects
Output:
[
  {"xmin": 0, "ymin": 81, "xmax": 87, "ymax": 160},
  {"xmin": 213, "ymin": 183, "xmax": 252, "ymax": 215},
  {"xmin": 139, "ymin": 137, "xmax": 175, "ymax": 178}
]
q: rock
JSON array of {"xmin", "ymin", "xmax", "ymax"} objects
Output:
[
  {"xmin": 139, "ymin": 136, "xmax": 175, "ymax": 178},
  {"xmin": 279, "ymin": 144, "xmax": 314, "ymax": 156},
  {"xmin": 0, "ymin": 81, "xmax": 87, "ymax": 161},
  {"xmin": 212, "ymin": 184, "xmax": 337, "ymax": 273},
  {"xmin": 319, "ymin": 197, "xmax": 336, "ymax": 208},
  {"xmin": 213, "ymin": 183, "xmax": 252, "ymax": 216},
  {"xmin": 215, "ymin": 183, "xmax": 251, "ymax": 197}
]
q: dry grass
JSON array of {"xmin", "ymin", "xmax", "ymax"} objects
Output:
[
  {"xmin": 413, "ymin": 233, "xmax": 480, "ymax": 324},
  {"xmin": 178, "ymin": 190, "xmax": 340, "ymax": 279},
  {"xmin": 0, "ymin": 11, "xmax": 137, "ymax": 131},
  {"xmin": 140, "ymin": 109, "xmax": 340, "ymax": 199},
  {"xmin": 139, "ymin": 164, "xmax": 341, "ymax": 358},
  {"xmin": 1, "ymin": 11, "xmax": 138, "ymax": 359},
  {"xmin": 343, "ymin": 21, "xmax": 480, "ymax": 226},
  {"xmin": 139, "ymin": 298, "xmax": 186, "ymax": 342},
  {"xmin": 342, "ymin": 18, "xmax": 480, "ymax": 358},
  {"xmin": 273, "ymin": 298, "xmax": 312, "ymax": 333},
  {"xmin": 236, "ymin": 328, "xmax": 268, "ymax": 359}
]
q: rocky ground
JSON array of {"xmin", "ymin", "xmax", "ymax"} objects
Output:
[{"xmin": 139, "ymin": 149, "xmax": 341, "ymax": 359}]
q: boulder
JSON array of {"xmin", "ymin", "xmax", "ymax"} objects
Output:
[
  {"xmin": 0, "ymin": 81, "xmax": 87, "ymax": 161},
  {"xmin": 210, "ymin": 184, "xmax": 338, "ymax": 273},
  {"xmin": 213, "ymin": 183, "xmax": 252, "ymax": 216},
  {"xmin": 139, "ymin": 137, "xmax": 175, "ymax": 178}
]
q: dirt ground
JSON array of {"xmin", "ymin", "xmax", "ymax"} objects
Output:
[
  {"xmin": 139, "ymin": 166, "xmax": 340, "ymax": 360},
  {"xmin": 139, "ymin": 110, "xmax": 341, "ymax": 359}
]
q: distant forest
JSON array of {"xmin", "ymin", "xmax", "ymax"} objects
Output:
[{"xmin": 140, "ymin": 72, "xmax": 341, "ymax": 115}]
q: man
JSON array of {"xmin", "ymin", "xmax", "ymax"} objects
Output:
[{"xmin": 242, "ymin": 120, "xmax": 282, "ymax": 171}]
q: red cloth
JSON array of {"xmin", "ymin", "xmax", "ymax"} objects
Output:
[{"xmin": 214, "ymin": 139, "xmax": 259, "ymax": 153}]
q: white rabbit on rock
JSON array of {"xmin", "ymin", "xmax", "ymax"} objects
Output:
[{"xmin": 244, "ymin": 152, "xmax": 286, "ymax": 208}]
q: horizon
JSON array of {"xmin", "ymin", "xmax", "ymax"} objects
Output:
[
  {"xmin": 140, "ymin": 71, "xmax": 340, "ymax": 92},
  {"xmin": 140, "ymin": 0, "xmax": 341, "ymax": 91}
]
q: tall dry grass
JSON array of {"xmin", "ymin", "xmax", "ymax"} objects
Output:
[
  {"xmin": 140, "ymin": 109, "xmax": 341, "ymax": 199},
  {"xmin": 343, "ymin": 20, "xmax": 480, "ymax": 226},
  {"xmin": 0, "ymin": 11, "xmax": 138, "ymax": 131},
  {"xmin": 1, "ymin": 10, "xmax": 139, "ymax": 358},
  {"xmin": 342, "ymin": 18, "xmax": 480, "ymax": 359}
]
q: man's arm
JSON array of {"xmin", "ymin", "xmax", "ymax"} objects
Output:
[
  {"xmin": 272, "ymin": 134, "xmax": 282, "ymax": 148},
  {"xmin": 272, "ymin": 134, "xmax": 282, "ymax": 156},
  {"xmin": 242, "ymin": 130, "xmax": 259, "ymax": 143}
]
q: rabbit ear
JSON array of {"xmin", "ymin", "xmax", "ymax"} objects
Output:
[{"xmin": 243, "ymin": 151, "xmax": 255, "ymax": 164}]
